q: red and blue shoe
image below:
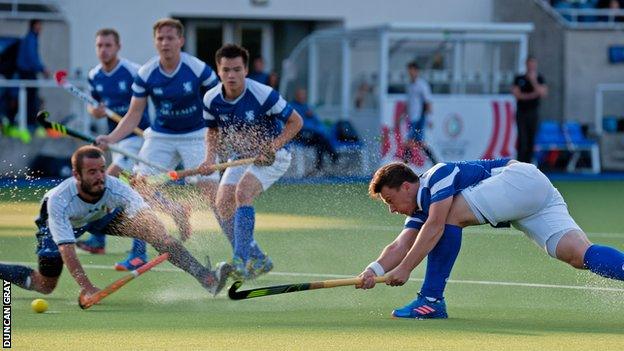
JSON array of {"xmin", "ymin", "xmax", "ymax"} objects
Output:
[
  {"xmin": 114, "ymin": 254, "xmax": 147, "ymax": 271},
  {"xmin": 391, "ymin": 293, "xmax": 448, "ymax": 319}
]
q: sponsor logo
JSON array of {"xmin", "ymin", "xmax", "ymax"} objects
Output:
[
  {"xmin": 183, "ymin": 81, "xmax": 193, "ymax": 94},
  {"xmin": 245, "ymin": 110, "xmax": 255, "ymax": 122},
  {"xmin": 444, "ymin": 113, "xmax": 463, "ymax": 139}
]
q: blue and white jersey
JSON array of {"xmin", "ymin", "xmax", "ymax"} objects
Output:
[
  {"xmin": 202, "ymin": 78, "xmax": 294, "ymax": 158},
  {"xmin": 404, "ymin": 159, "xmax": 510, "ymax": 230},
  {"xmin": 88, "ymin": 58, "xmax": 151, "ymax": 138},
  {"xmin": 132, "ymin": 52, "xmax": 218, "ymax": 134}
]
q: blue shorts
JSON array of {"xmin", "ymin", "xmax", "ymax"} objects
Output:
[
  {"xmin": 408, "ymin": 118, "xmax": 426, "ymax": 142},
  {"xmin": 35, "ymin": 207, "xmax": 123, "ymax": 258}
]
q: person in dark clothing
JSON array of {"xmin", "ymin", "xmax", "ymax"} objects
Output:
[
  {"xmin": 291, "ymin": 88, "xmax": 338, "ymax": 172},
  {"xmin": 512, "ymin": 56, "xmax": 548, "ymax": 164},
  {"xmin": 17, "ymin": 19, "xmax": 50, "ymax": 126}
]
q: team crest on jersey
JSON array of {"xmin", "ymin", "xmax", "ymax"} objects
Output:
[
  {"xmin": 183, "ymin": 81, "xmax": 193, "ymax": 94},
  {"xmin": 245, "ymin": 110, "xmax": 255, "ymax": 122},
  {"xmin": 153, "ymin": 88, "xmax": 164, "ymax": 95},
  {"xmin": 118, "ymin": 81, "xmax": 127, "ymax": 91},
  {"xmin": 219, "ymin": 114, "xmax": 229, "ymax": 121},
  {"xmin": 95, "ymin": 84, "xmax": 103, "ymax": 92}
]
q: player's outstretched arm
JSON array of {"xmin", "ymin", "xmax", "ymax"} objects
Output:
[
  {"xmin": 58, "ymin": 244, "xmax": 99, "ymax": 297},
  {"xmin": 386, "ymin": 197, "xmax": 453, "ymax": 286},
  {"xmin": 358, "ymin": 228, "xmax": 418, "ymax": 289}
]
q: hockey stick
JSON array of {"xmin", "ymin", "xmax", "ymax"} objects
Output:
[
  {"xmin": 55, "ymin": 70, "xmax": 144, "ymax": 137},
  {"xmin": 228, "ymin": 276, "xmax": 387, "ymax": 300},
  {"xmin": 145, "ymin": 158, "xmax": 256, "ymax": 185},
  {"xmin": 78, "ymin": 253, "xmax": 170, "ymax": 309},
  {"xmin": 36, "ymin": 111, "xmax": 168, "ymax": 172}
]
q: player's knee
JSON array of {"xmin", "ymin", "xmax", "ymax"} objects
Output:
[
  {"xmin": 32, "ymin": 273, "xmax": 58, "ymax": 294},
  {"xmin": 235, "ymin": 188, "xmax": 254, "ymax": 206}
]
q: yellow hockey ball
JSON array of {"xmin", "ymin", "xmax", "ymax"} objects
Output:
[{"xmin": 31, "ymin": 298, "xmax": 48, "ymax": 313}]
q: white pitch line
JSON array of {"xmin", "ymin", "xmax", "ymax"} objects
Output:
[{"xmin": 6, "ymin": 261, "xmax": 624, "ymax": 293}]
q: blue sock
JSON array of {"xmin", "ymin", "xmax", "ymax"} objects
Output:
[
  {"xmin": 233, "ymin": 206, "xmax": 255, "ymax": 262},
  {"xmin": 420, "ymin": 224, "xmax": 463, "ymax": 300},
  {"xmin": 131, "ymin": 239, "xmax": 147, "ymax": 257},
  {"xmin": 216, "ymin": 214, "xmax": 235, "ymax": 249},
  {"xmin": 583, "ymin": 244, "xmax": 624, "ymax": 281},
  {"xmin": 0, "ymin": 264, "xmax": 34, "ymax": 290}
]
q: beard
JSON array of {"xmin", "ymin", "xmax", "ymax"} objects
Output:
[{"xmin": 80, "ymin": 180, "xmax": 105, "ymax": 198}]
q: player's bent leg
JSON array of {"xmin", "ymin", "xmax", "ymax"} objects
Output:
[
  {"xmin": 554, "ymin": 229, "xmax": 624, "ymax": 281},
  {"xmin": 110, "ymin": 211, "xmax": 230, "ymax": 295},
  {"xmin": 231, "ymin": 174, "xmax": 264, "ymax": 279},
  {"xmin": 215, "ymin": 184, "xmax": 237, "ymax": 248},
  {"xmin": 554, "ymin": 229, "xmax": 592, "ymax": 269},
  {"xmin": 35, "ymin": 255, "xmax": 62, "ymax": 292},
  {"xmin": 0, "ymin": 263, "xmax": 35, "ymax": 290}
]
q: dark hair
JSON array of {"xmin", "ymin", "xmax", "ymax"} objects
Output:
[
  {"xmin": 215, "ymin": 44, "xmax": 249, "ymax": 68},
  {"xmin": 96, "ymin": 28, "xmax": 120, "ymax": 45},
  {"xmin": 407, "ymin": 61, "xmax": 420, "ymax": 70},
  {"xmin": 71, "ymin": 145, "xmax": 104, "ymax": 174},
  {"xmin": 368, "ymin": 162, "xmax": 419, "ymax": 198},
  {"xmin": 153, "ymin": 18, "xmax": 184, "ymax": 37},
  {"xmin": 29, "ymin": 19, "xmax": 42, "ymax": 30}
]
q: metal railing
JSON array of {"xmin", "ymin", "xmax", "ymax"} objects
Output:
[{"xmin": 0, "ymin": 77, "xmax": 88, "ymax": 131}]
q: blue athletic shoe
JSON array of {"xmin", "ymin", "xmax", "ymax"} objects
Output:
[
  {"xmin": 247, "ymin": 256, "xmax": 273, "ymax": 279},
  {"xmin": 392, "ymin": 293, "xmax": 448, "ymax": 319},
  {"xmin": 114, "ymin": 254, "xmax": 148, "ymax": 271}
]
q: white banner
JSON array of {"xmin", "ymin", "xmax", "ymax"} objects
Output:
[{"xmin": 381, "ymin": 95, "xmax": 517, "ymax": 171}]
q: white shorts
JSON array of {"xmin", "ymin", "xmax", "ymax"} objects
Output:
[
  {"xmin": 220, "ymin": 149, "xmax": 291, "ymax": 191},
  {"xmin": 134, "ymin": 127, "xmax": 219, "ymax": 183},
  {"xmin": 461, "ymin": 162, "xmax": 581, "ymax": 257},
  {"xmin": 111, "ymin": 136, "xmax": 143, "ymax": 171}
]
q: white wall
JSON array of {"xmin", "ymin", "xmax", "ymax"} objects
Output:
[{"xmin": 56, "ymin": 0, "xmax": 494, "ymax": 74}]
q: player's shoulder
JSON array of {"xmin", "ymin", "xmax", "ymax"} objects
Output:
[
  {"xmin": 45, "ymin": 177, "xmax": 78, "ymax": 206},
  {"xmin": 246, "ymin": 78, "xmax": 275, "ymax": 104},
  {"xmin": 137, "ymin": 56, "xmax": 160, "ymax": 81},
  {"xmin": 203, "ymin": 83, "xmax": 223, "ymax": 107},
  {"xmin": 404, "ymin": 211, "xmax": 427, "ymax": 229},
  {"xmin": 118, "ymin": 57, "xmax": 141, "ymax": 76},
  {"xmin": 88, "ymin": 64, "xmax": 103, "ymax": 81},
  {"xmin": 180, "ymin": 52, "xmax": 208, "ymax": 77},
  {"xmin": 421, "ymin": 163, "xmax": 456, "ymax": 187}
]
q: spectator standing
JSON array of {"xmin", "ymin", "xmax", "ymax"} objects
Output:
[
  {"xmin": 405, "ymin": 61, "xmax": 437, "ymax": 165},
  {"xmin": 512, "ymin": 56, "xmax": 548, "ymax": 164},
  {"xmin": 17, "ymin": 19, "xmax": 50, "ymax": 127}
]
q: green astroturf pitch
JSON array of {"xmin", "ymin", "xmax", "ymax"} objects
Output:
[{"xmin": 1, "ymin": 181, "xmax": 623, "ymax": 350}]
